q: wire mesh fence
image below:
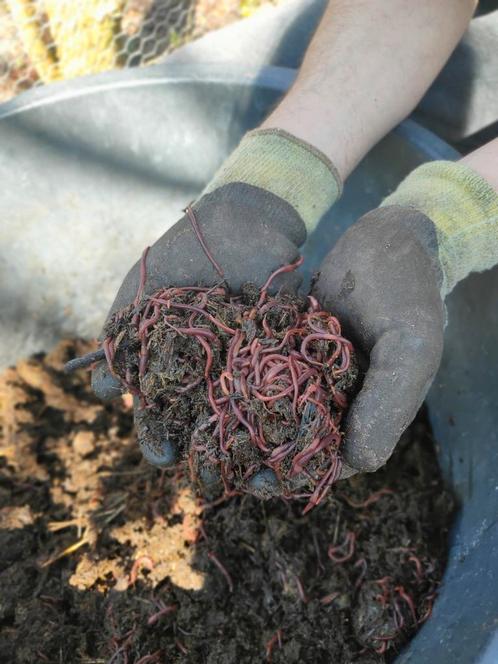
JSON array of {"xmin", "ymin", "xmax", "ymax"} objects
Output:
[{"xmin": 0, "ymin": 0, "xmax": 272, "ymax": 103}]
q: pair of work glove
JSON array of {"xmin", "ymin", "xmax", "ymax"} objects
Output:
[{"xmin": 92, "ymin": 127, "xmax": 498, "ymax": 493}]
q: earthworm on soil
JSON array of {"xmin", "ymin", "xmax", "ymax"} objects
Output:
[
  {"xmin": 328, "ymin": 531, "xmax": 356, "ymax": 563},
  {"xmin": 339, "ymin": 487, "xmax": 394, "ymax": 509},
  {"xmin": 207, "ymin": 551, "xmax": 234, "ymax": 592},
  {"xmin": 129, "ymin": 555, "xmax": 154, "ymax": 586},
  {"xmin": 368, "ymin": 572, "xmax": 434, "ymax": 653},
  {"xmin": 134, "ymin": 651, "xmax": 162, "ymax": 664},
  {"xmin": 319, "ymin": 591, "xmax": 340, "ymax": 605},
  {"xmin": 265, "ymin": 629, "xmax": 283, "ymax": 662},
  {"xmin": 147, "ymin": 602, "xmax": 176, "ymax": 626}
]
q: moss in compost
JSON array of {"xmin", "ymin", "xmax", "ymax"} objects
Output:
[{"xmin": 0, "ymin": 340, "xmax": 454, "ymax": 663}]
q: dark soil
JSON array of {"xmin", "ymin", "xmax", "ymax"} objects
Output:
[
  {"xmin": 102, "ymin": 274, "xmax": 358, "ymax": 509},
  {"xmin": 0, "ymin": 340, "xmax": 454, "ymax": 664}
]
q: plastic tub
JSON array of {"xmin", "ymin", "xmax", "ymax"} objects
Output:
[{"xmin": 0, "ymin": 63, "xmax": 496, "ymax": 662}]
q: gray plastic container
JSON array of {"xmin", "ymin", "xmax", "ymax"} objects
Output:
[{"xmin": 0, "ymin": 63, "xmax": 496, "ymax": 662}]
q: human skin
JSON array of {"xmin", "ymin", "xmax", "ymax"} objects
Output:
[
  {"xmin": 460, "ymin": 138, "xmax": 498, "ymax": 192},
  {"xmin": 262, "ymin": 0, "xmax": 478, "ymax": 182}
]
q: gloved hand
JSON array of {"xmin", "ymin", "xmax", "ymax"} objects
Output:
[
  {"xmin": 314, "ymin": 161, "xmax": 498, "ymax": 473},
  {"xmin": 91, "ymin": 128, "xmax": 341, "ymax": 476}
]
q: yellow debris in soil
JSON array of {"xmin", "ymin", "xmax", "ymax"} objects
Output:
[
  {"xmin": 0, "ymin": 504, "xmax": 36, "ymax": 529},
  {"xmin": 70, "ymin": 486, "xmax": 205, "ymax": 592},
  {"xmin": 1, "ymin": 339, "xmax": 205, "ymax": 595}
]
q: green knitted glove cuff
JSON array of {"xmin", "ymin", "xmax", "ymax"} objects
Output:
[
  {"xmin": 203, "ymin": 128, "xmax": 342, "ymax": 232},
  {"xmin": 381, "ymin": 161, "xmax": 498, "ymax": 296}
]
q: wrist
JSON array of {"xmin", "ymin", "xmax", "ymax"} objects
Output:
[
  {"xmin": 203, "ymin": 128, "xmax": 342, "ymax": 232},
  {"xmin": 460, "ymin": 139, "xmax": 498, "ymax": 193},
  {"xmin": 261, "ymin": 89, "xmax": 362, "ymax": 182}
]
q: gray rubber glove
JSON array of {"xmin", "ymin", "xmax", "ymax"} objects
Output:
[
  {"xmin": 91, "ymin": 129, "xmax": 341, "ymax": 478},
  {"xmin": 314, "ymin": 158, "xmax": 498, "ymax": 474},
  {"xmin": 314, "ymin": 206, "xmax": 445, "ymax": 473}
]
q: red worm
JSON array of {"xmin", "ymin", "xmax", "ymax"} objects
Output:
[
  {"xmin": 171, "ymin": 329, "xmax": 215, "ymax": 377},
  {"xmin": 147, "ymin": 603, "xmax": 176, "ymax": 626},
  {"xmin": 290, "ymin": 432, "xmax": 340, "ymax": 477},
  {"xmin": 354, "ymin": 558, "xmax": 368, "ymax": 589},
  {"xmin": 138, "ymin": 337, "xmax": 148, "ymax": 377},
  {"xmin": 129, "ymin": 555, "xmax": 154, "ymax": 585},
  {"xmin": 395, "ymin": 586, "xmax": 417, "ymax": 624},
  {"xmin": 185, "ymin": 204, "xmax": 225, "ymax": 278},
  {"xmin": 300, "ymin": 333, "xmax": 350, "ymax": 367},
  {"xmin": 419, "ymin": 592, "xmax": 436, "ymax": 624},
  {"xmin": 138, "ymin": 303, "xmax": 161, "ymax": 337},
  {"xmin": 259, "ymin": 329, "xmax": 303, "ymax": 355},
  {"xmin": 98, "ymin": 251, "xmax": 356, "ymax": 511},
  {"xmin": 207, "ymin": 551, "xmax": 234, "ymax": 592},
  {"xmin": 256, "ymin": 421, "xmax": 269, "ymax": 452},
  {"xmin": 175, "ymin": 326, "xmax": 218, "ymax": 342},
  {"xmin": 341, "ymin": 488, "xmax": 394, "ymax": 509},
  {"xmin": 252, "ymin": 369, "xmax": 315, "ymax": 403},
  {"xmin": 307, "ymin": 295, "xmax": 321, "ymax": 312},
  {"xmin": 165, "ymin": 301, "xmax": 236, "ymax": 335},
  {"xmin": 206, "ymin": 377, "xmax": 221, "ymax": 416},
  {"xmin": 258, "ymin": 256, "xmax": 304, "ymax": 306},
  {"xmin": 230, "ymin": 398, "xmax": 257, "ymax": 444},
  {"xmin": 267, "ymin": 441, "xmax": 297, "ymax": 465},
  {"xmin": 408, "ymin": 554, "xmax": 424, "ymax": 581},
  {"xmin": 260, "ymin": 362, "xmax": 289, "ymax": 385},
  {"xmin": 102, "ymin": 337, "xmax": 116, "ymax": 375},
  {"xmin": 332, "ymin": 390, "xmax": 348, "ymax": 409},
  {"xmin": 251, "ymin": 384, "xmax": 295, "ymax": 403},
  {"xmin": 294, "ymin": 575, "xmax": 308, "ymax": 603},
  {"xmin": 262, "ymin": 315, "xmax": 274, "ymax": 338},
  {"xmin": 303, "ymin": 454, "xmax": 343, "ymax": 514},
  {"xmin": 393, "ymin": 598, "xmax": 405, "ymax": 630},
  {"xmin": 239, "ymin": 373, "xmax": 250, "ymax": 400},
  {"xmin": 176, "ymin": 377, "xmax": 203, "ymax": 394},
  {"xmin": 175, "ymin": 640, "xmax": 189, "ymax": 656},
  {"xmin": 334, "ymin": 344, "xmax": 352, "ymax": 373},
  {"xmin": 328, "ymin": 531, "xmax": 356, "ymax": 563},
  {"xmin": 219, "ymin": 371, "xmax": 233, "ymax": 396},
  {"xmin": 288, "ymin": 355, "xmax": 300, "ymax": 417},
  {"xmin": 265, "ymin": 629, "xmax": 283, "ymax": 662},
  {"xmin": 320, "ymin": 592, "xmax": 341, "ymax": 606}
]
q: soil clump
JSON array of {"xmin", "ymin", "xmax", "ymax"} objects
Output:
[{"xmin": 102, "ymin": 261, "xmax": 358, "ymax": 510}]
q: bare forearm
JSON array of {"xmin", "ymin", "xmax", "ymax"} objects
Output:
[
  {"xmin": 460, "ymin": 138, "xmax": 498, "ymax": 192},
  {"xmin": 262, "ymin": 0, "xmax": 476, "ymax": 181}
]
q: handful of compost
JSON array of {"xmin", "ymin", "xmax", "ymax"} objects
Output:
[{"xmin": 69, "ymin": 248, "xmax": 358, "ymax": 514}]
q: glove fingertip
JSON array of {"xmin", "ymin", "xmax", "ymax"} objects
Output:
[
  {"xmin": 134, "ymin": 403, "xmax": 177, "ymax": 468},
  {"xmin": 139, "ymin": 437, "xmax": 177, "ymax": 468},
  {"xmin": 248, "ymin": 468, "xmax": 281, "ymax": 498},
  {"xmin": 91, "ymin": 361, "xmax": 123, "ymax": 401},
  {"xmin": 341, "ymin": 405, "xmax": 393, "ymax": 473}
]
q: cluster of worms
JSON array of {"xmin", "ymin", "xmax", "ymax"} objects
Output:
[
  {"xmin": 98, "ymin": 210, "xmax": 356, "ymax": 512},
  {"xmin": 332, "ymin": 537, "xmax": 437, "ymax": 654},
  {"xmin": 321, "ymin": 489, "xmax": 439, "ymax": 655},
  {"xmin": 367, "ymin": 570, "xmax": 436, "ymax": 655}
]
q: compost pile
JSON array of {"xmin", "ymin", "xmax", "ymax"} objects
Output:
[
  {"xmin": 101, "ymin": 253, "xmax": 358, "ymax": 511},
  {"xmin": 0, "ymin": 340, "xmax": 454, "ymax": 663}
]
